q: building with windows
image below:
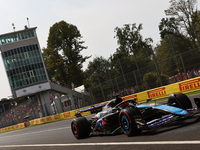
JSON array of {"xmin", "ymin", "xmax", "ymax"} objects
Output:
[
  {"xmin": 0, "ymin": 27, "xmax": 88, "ymax": 118},
  {"xmin": 0, "ymin": 27, "xmax": 49, "ymax": 99}
]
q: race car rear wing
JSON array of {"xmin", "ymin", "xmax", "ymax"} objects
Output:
[{"xmin": 75, "ymin": 103, "xmax": 105, "ymax": 117}]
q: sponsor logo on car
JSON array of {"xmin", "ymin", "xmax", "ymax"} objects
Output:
[
  {"xmin": 179, "ymin": 78, "xmax": 200, "ymax": 92},
  {"xmin": 147, "ymin": 87, "xmax": 166, "ymax": 98}
]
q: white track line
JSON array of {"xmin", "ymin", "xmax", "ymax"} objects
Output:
[{"xmin": 1, "ymin": 141, "xmax": 200, "ymax": 147}]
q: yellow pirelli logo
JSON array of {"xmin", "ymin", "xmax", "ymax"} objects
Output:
[
  {"xmin": 179, "ymin": 78, "xmax": 200, "ymax": 91},
  {"xmin": 147, "ymin": 87, "xmax": 166, "ymax": 98}
]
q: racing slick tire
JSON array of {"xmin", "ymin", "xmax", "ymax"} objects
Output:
[
  {"xmin": 119, "ymin": 107, "xmax": 142, "ymax": 136},
  {"xmin": 168, "ymin": 93, "xmax": 192, "ymax": 110},
  {"xmin": 71, "ymin": 117, "xmax": 91, "ymax": 139}
]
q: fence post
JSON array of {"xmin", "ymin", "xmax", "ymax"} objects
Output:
[
  {"xmin": 88, "ymin": 84, "xmax": 94, "ymax": 105},
  {"xmin": 133, "ymin": 71, "xmax": 140, "ymax": 92},
  {"xmin": 107, "ymin": 69, "xmax": 114, "ymax": 92},
  {"xmin": 118, "ymin": 60, "xmax": 127, "ymax": 88},
  {"xmin": 96, "ymin": 73, "xmax": 106, "ymax": 102},
  {"xmin": 193, "ymin": 24, "xmax": 200, "ymax": 50},
  {"xmin": 115, "ymin": 77, "xmax": 120, "ymax": 95},
  {"xmin": 179, "ymin": 53, "xmax": 187, "ymax": 79},
  {"xmin": 152, "ymin": 50, "xmax": 162, "ymax": 86},
  {"xmin": 168, "ymin": 36, "xmax": 180, "ymax": 70},
  {"xmin": 133, "ymin": 53, "xmax": 143, "ymax": 85}
]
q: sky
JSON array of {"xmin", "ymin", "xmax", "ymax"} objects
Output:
[{"xmin": 0, "ymin": 0, "xmax": 197, "ymax": 99}]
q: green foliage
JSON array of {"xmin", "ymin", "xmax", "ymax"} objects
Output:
[
  {"xmin": 165, "ymin": 0, "xmax": 199, "ymax": 48},
  {"xmin": 160, "ymin": 73, "xmax": 169, "ymax": 86},
  {"xmin": 109, "ymin": 23, "xmax": 153, "ymax": 76},
  {"xmin": 84, "ymin": 56, "xmax": 110, "ymax": 77},
  {"xmin": 1, "ymin": 98, "xmax": 8, "ymax": 101},
  {"xmin": 143, "ymin": 72, "xmax": 159, "ymax": 89},
  {"xmin": 43, "ymin": 20, "xmax": 90, "ymax": 86},
  {"xmin": 159, "ymin": 17, "xmax": 180, "ymax": 39},
  {"xmin": 143, "ymin": 72, "xmax": 169, "ymax": 89},
  {"xmin": 114, "ymin": 23, "xmax": 153, "ymax": 57}
]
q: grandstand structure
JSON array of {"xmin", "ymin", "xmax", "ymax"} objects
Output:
[{"xmin": 0, "ymin": 26, "xmax": 88, "ymax": 119}]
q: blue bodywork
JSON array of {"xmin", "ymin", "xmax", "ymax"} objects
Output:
[
  {"xmin": 153, "ymin": 105, "xmax": 188, "ymax": 115},
  {"xmin": 137, "ymin": 104, "xmax": 188, "ymax": 115}
]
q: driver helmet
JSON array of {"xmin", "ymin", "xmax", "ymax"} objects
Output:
[{"xmin": 115, "ymin": 94, "xmax": 123, "ymax": 105}]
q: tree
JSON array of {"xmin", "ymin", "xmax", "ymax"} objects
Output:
[
  {"xmin": 159, "ymin": 17, "xmax": 194, "ymax": 49},
  {"xmin": 0, "ymin": 98, "xmax": 9, "ymax": 102},
  {"xmin": 112, "ymin": 24, "xmax": 153, "ymax": 81},
  {"xmin": 114, "ymin": 23, "xmax": 153, "ymax": 57},
  {"xmin": 156, "ymin": 0, "xmax": 200, "ymax": 76},
  {"xmin": 165, "ymin": 0, "xmax": 200, "ymax": 48},
  {"xmin": 43, "ymin": 20, "xmax": 91, "ymax": 86},
  {"xmin": 84, "ymin": 56, "xmax": 110, "ymax": 88},
  {"xmin": 85, "ymin": 56, "xmax": 110, "ymax": 77},
  {"xmin": 143, "ymin": 72, "xmax": 169, "ymax": 89},
  {"xmin": 159, "ymin": 17, "xmax": 181, "ymax": 39}
]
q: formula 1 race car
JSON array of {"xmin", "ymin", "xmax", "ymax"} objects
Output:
[{"xmin": 71, "ymin": 93, "xmax": 200, "ymax": 139}]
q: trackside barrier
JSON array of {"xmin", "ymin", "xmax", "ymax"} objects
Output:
[
  {"xmin": 0, "ymin": 109, "xmax": 91, "ymax": 133},
  {"xmin": 1, "ymin": 77, "xmax": 200, "ymax": 133},
  {"xmin": 123, "ymin": 77, "xmax": 200, "ymax": 102},
  {"xmin": 0, "ymin": 123, "xmax": 25, "ymax": 133},
  {"xmin": 28, "ymin": 110, "xmax": 91, "ymax": 126}
]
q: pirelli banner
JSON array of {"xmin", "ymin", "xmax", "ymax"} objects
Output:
[{"xmin": 123, "ymin": 77, "xmax": 200, "ymax": 103}]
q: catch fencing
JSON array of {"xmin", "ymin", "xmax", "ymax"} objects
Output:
[
  {"xmin": 1, "ymin": 49, "xmax": 200, "ymax": 128},
  {"xmin": 85, "ymin": 49, "xmax": 200, "ymax": 104}
]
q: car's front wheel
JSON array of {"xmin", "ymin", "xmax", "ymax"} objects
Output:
[{"xmin": 119, "ymin": 108, "xmax": 142, "ymax": 136}]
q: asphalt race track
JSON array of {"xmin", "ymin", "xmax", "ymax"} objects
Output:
[{"xmin": 1, "ymin": 94, "xmax": 200, "ymax": 150}]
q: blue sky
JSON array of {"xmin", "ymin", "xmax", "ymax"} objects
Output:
[{"xmin": 0, "ymin": 0, "xmax": 197, "ymax": 99}]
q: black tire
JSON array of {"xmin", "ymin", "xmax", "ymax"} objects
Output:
[
  {"xmin": 119, "ymin": 108, "xmax": 142, "ymax": 136},
  {"xmin": 168, "ymin": 93, "xmax": 192, "ymax": 110},
  {"xmin": 71, "ymin": 117, "xmax": 91, "ymax": 139}
]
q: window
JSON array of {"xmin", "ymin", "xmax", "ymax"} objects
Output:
[
  {"xmin": 24, "ymin": 52, "xmax": 29, "ymax": 59},
  {"xmin": 30, "ymin": 30, "xmax": 35, "ymax": 37},
  {"xmin": 14, "ymin": 49, "xmax": 17, "ymax": 54},
  {"xmin": 21, "ymin": 32, "xmax": 25, "ymax": 39},
  {"xmin": 35, "ymin": 44, "xmax": 38, "ymax": 50},
  {"xmin": 29, "ymin": 70, "xmax": 34, "ymax": 77},
  {"xmin": 17, "ymin": 48, "xmax": 20, "ymax": 53},
  {"xmin": 32, "ymin": 45, "xmax": 35, "ymax": 50},
  {"xmin": 1, "ymin": 38, "xmax": 5, "ymax": 45}
]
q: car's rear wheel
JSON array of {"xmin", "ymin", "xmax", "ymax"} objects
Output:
[
  {"xmin": 119, "ymin": 108, "xmax": 142, "ymax": 136},
  {"xmin": 168, "ymin": 93, "xmax": 192, "ymax": 110},
  {"xmin": 71, "ymin": 117, "xmax": 91, "ymax": 139}
]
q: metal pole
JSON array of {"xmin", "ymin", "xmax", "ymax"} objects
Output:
[
  {"xmin": 151, "ymin": 49, "xmax": 162, "ymax": 86},
  {"xmin": 107, "ymin": 69, "xmax": 114, "ymax": 91},
  {"xmin": 88, "ymin": 82, "xmax": 94, "ymax": 105},
  {"xmin": 193, "ymin": 24, "xmax": 200, "ymax": 50},
  {"xmin": 168, "ymin": 35, "xmax": 179, "ymax": 68},
  {"xmin": 133, "ymin": 71, "xmax": 139, "ymax": 92},
  {"xmin": 115, "ymin": 77, "xmax": 120, "ymax": 95},
  {"xmin": 179, "ymin": 54, "xmax": 187, "ymax": 79},
  {"xmin": 88, "ymin": 86, "xmax": 94, "ymax": 105},
  {"xmin": 118, "ymin": 60, "xmax": 127, "ymax": 87},
  {"xmin": 168, "ymin": 35, "xmax": 182, "ymax": 81},
  {"xmin": 96, "ymin": 73, "xmax": 106, "ymax": 101},
  {"xmin": 133, "ymin": 53, "xmax": 143, "ymax": 85}
]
